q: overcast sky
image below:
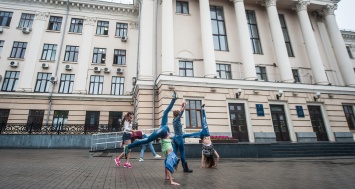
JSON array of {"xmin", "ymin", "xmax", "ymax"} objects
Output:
[{"xmin": 335, "ymin": 0, "xmax": 355, "ymax": 30}]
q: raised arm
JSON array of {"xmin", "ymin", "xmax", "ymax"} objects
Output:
[
  {"xmin": 213, "ymin": 150, "xmax": 220, "ymax": 167},
  {"xmin": 177, "ymin": 102, "xmax": 186, "ymax": 118},
  {"xmin": 200, "ymin": 151, "xmax": 205, "ymax": 168}
]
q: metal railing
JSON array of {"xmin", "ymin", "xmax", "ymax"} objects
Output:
[
  {"xmin": 0, "ymin": 123, "xmax": 122, "ymax": 135},
  {"xmin": 90, "ymin": 128, "xmax": 159, "ymax": 151}
]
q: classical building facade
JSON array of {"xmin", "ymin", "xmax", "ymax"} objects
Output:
[{"xmin": 0, "ymin": 0, "xmax": 355, "ymax": 144}]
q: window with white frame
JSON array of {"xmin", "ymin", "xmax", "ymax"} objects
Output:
[
  {"xmin": 34, "ymin": 72, "xmax": 52, "ymax": 93},
  {"xmin": 111, "ymin": 76, "xmax": 125, "ymax": 95},
  {"xmin": 115, "ymin": 23, "xmax": 128, "ymax": 37},
  {"xmin": 59, "ymin": 74, "xmax": 74, "ymax": 94},
  {"xmin": 10, "ymin": 42, "xmax": 27, "ymax": 58},
  {"xmin": 41, "ymin": 44, "xmax": 57, "ymax": 61},
  {"xmin": 185, "ymin": 100, "xmax": 202, "ymax": 128},
  {"xmin": 69, "ymin": 18, "xmax": 83, "ymax": 33},
  {"xmin": 48, "ymin": 16, "xmax": 63, "ymax": 31},
  {"xmin": 52, "ymin": 110, "xmax": 69, "ymax": 130},
  {"xmin": 216, "ymin": 64, "xmax": 231, "ymax": 79},
  {"xmin": 211, "ymin": 6, "xmax": 228, "ymax": 51},
  {"xmin": 279, "ymin": 14, "xmax": 294, "ymax": 57},
  {"xmin": 179, "ymin": 61, "xmax": 193, "ymax": 77},
  {"xmin": 0, "ymin": 40, "xmax": 4, "ymax": 56},
  {"xmin": 346, "ymin": 46, "xmax": 353, "ymax": 59},
  {"xmin": 89, "ymin": 75, "xmax": 104, "ymax": 95},
  {"xmin": 96, "ymin": 21, "xmax": 109, "ymax": 35},
  {"xmin": 246, "ymin": 10, "xmax": 262, "ymax": 54},
  {"xmin": 92, "ymin": 48, "xmax": 106, "ymax": 64},
  {"xmin": 113, "ymin": 49, "xmax": 126, "ymax": 65},
  {"xmin": 256, "ymin": 66, "xmax": 267, "ymax": 81},
  {"xmin": 292, "ymin": 69, "xmax": 300, "ymax": 83},
  {"xmin": 18, "ymin": 13, "xmax": 35, "ymax": 28},
  {"xmin": 0, "ymin": 11, "xmax": 13, "ymax": 26},
  {"xmin": 343, "ymin": 105, "xmax": 355, "ymax": 130},
  {"xmin": 64, "ymin": 46, "xmax": 79, "ymax": 62},
  {"xmin": 176, "ymin": 1, "xmax": 189, "ymax": 14},
  {"xmin": 1, "ymin": 71, "xmax": 20, "ymax": 92}
]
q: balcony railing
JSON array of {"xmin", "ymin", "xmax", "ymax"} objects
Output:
[{"xmin": 0, "ymin": 123, "xmax": 123, "ymax": 135}]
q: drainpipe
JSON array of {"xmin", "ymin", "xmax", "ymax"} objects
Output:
[
  {"xmin": 45, "ymin": 0, "xmax": 70, "ymax": 126},
  {"xmin": 152, "ymin": 0, "xmax": 158, "ymax": 128},
  {"xmin": 133, "ymin": 0, "xmax": 142, "ymax": 123}
]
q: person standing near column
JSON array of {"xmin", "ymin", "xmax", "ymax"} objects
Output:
[{"xmin": 172, "ymin": 101, "xmax": 193, "ymax": 173}]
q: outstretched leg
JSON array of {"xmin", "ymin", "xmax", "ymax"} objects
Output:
[
  {"xmin": 161, "ymin": 91, "xmax": 178, "ymax": 126},
  {"xmin": 183, "ymin": 104, "xmax": 210, "ymax": 139},
  {"xmin": 200, "ymin": 105, "xmax": 210, "ymax": 138}
]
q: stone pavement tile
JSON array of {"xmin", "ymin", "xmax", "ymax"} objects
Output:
[{"xmin": 0, "ymin": 149, "xmax": 355, "ymax": 189}]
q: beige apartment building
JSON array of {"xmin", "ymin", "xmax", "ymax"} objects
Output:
[{"xmin": 0, "ymin": 0, "xmax": 355, "ymax": 144}]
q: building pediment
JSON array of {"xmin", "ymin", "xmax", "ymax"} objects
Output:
[{"xmin": 0, "ymin": 0, "xmax": 137, "ymax": 14}]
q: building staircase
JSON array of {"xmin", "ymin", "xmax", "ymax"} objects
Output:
[{"xmin": 271, "ymin": 142, "xmax": 355, "ymax": 158}]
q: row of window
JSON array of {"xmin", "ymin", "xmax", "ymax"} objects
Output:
[
  {"xmin": 0, "ymin": 11, "xmax": 128, "ymax": 36},
  {"xmin": 1, "ymin": 102, "xmax": 354, "ymax": 130},
  {"xmin": 179, "ymin": 61, "xmax": 301, "ymax": 82},
  {"xmin": 0, "ymin": 40, "xmax": 126, "ymax": 65},
  {"xmin": 1, "ymin": 71, "xmax": 125, "ymax": 95},
  {"xmin": 176, "ymin": 2, "xmax": 294, "ymax": 56}
]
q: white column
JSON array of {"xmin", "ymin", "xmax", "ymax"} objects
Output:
[
  {"xmin": 17, "ymin": 12, "xmax": 48, "ymax": 91},
  {"xmin": 138, "ymin": 0, "xmax": 154, "ymax": 80},
  {"xmin": 232, "ymin": 0, "xmax": 257, "ymax": 80},
  {"xmin": 161, "ymin": 0, "xmax": 174, "ymax": 75},
  {"xmin": 315, "ymin": 13, "xmax": 344, "ymax": 86},
  {"xmin": 74, "ymin": 17, "xmax": 96, "ymax": 93},
  {"xmin": 262, "ymin": 0, "xmax": 294, "ymax": 83},
  {"xmin": 199, "ymin": 0, "xmax": 216, "ymax": 78},
  {"xmin": 323, "ymin": 4, "xmax": 355, "ymax": 87},
  {"xmin": 293, "ymin": 1, "xmax": 328, "ymax": 85}
]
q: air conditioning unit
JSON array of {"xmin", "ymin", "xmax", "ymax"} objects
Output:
[
  {"xmin": 50, "ymin": 76, "xmax": 57, "ymax": 83},
  {"xmin": 121, "ymin": 36, "xmax": 128, "ymax": 42},
  {"xmin": 65, "ymin": 64, "xmax": 72, "ymax": 70},
  {"xmin": 117, "ymin": 68, "xmax": 124, "ymax": 74},
  {"xmin": 0, "ymin": 27, "xmax": 3, "ymax": 33},
  {"xmin": 22, "ymin": 27, "xmax": 31, "ymax": 34},
  {"xmin": 42, "ymin": 63, "xmax": 49, "ymax": 68},
  {"xmin": 94, "ymin": 66, "xmax": 101, "ymax": 72},
  {"xmin": 104, "ymin": 67, "xmax": 110, "ymax": 73},
  {"xmin": 10, "ymin": 61, "xmax": 19, "ymax": 67}
]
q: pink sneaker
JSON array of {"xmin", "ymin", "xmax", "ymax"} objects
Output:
[
  {"xmin": 124, "ymin": 162, "xmax": 133, "ymax": 168},
  {"xmin": 114, "ymin": 158, "xmax": 121, "ymax": 167}
]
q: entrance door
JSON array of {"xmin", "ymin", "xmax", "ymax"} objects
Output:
[
  {"xmin": 270, "ymin": 105, "xmax": 290, "ymax": 141},
  {"xmin": 85, "ymin": 111, "xmax": 100, "ymax": 133},
  {"xmin": 109, "ymin": 111, "xmax": 122, "ymax": 132},
  {"xmin": 308, "ymin": 106, "xmax": 329, "ymax": 141},
  {"xmin": 0, "ymin": 109, "xmax": 10, "ymax": 134},
  {"xmin": 27, "ymin": 110, "xmax": 45, "ymax": 133},
  {"xmin": 229, "ymin": 103, "xmax": 249, "ymax": 142}
]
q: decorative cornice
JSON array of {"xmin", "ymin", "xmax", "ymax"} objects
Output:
[
  {"xmin": 129, "ymin": 21, "xmax": 138, "ymax": 30},
  {"xmin": 260, "ymin": 0, "xmax": 277, "ymax": 8},
  {"xmin": 312, "ymin": 11, "xmax": 325, "ymax": 22},
  {"xmin": 230, "ymin": 0, "xmax": 244, "ymax": 4},
  {"xmin": 292, "ymin": 0, "xmax": 309, "ymax": 12},
  {"xmin": 84, "ymin": 17, "xmax": 97, "ymax": 26},
  {"xmin": 323, "ymin": 4, "xmax": 337, "ymax": 16},
  {"xmin": 2, "ymin": 0, "xmax": 137, "ymax": 14},
  {"xmin": 35, "ymin": 11, "xmax": 49, "ymax": 21}
]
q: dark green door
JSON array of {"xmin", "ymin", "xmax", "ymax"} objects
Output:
[
  {"xmin": 308, "ymin": 106, "xmax": 328, "ymax": 141},
  {"xmin": 270, "ymin": 105, "xmax": 290, "ymax": 141},
  {"xmin": 229, "ymin": 103, "xmax": 249, "ymax": 142}
]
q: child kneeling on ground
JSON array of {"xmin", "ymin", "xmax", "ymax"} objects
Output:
[{"xmin": 161, "ymin": 133, "xmax": 180, "ymax": 186}]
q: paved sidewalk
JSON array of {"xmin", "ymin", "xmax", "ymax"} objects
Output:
[{"xmin": 0, "ymin": 149, "xmax": 354, "ymax": 189}]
